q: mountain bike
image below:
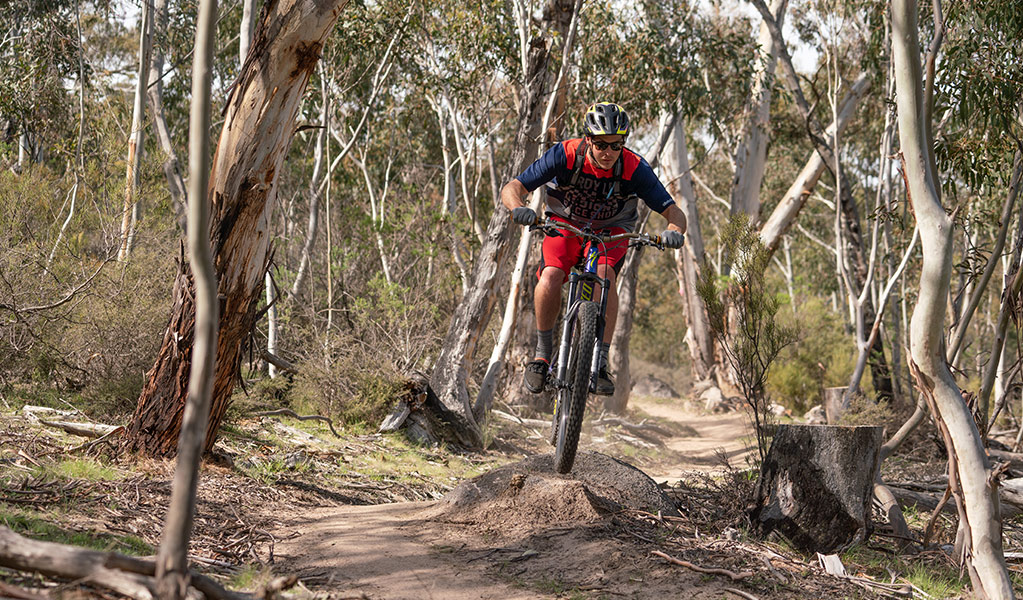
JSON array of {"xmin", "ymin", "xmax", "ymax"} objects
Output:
[{"xmin": 523, "ymin": 216, "xmax": 673, "ymax": 473}]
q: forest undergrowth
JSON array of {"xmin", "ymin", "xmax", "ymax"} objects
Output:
[{"xmin": 3, "ymin": 385, "xmax": 1023, "ymax": 599}]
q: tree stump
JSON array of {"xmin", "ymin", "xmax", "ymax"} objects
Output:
[
  {"xmin": 749, "ymin": 424, "xmax": 883, "ymax": 553},
  {"xmin": 379, "ymin": 374, "xmax": 478, "ymax": 448}
]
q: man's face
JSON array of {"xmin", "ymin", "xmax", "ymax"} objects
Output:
[{"xmin": 587, "ymin": 134, "xmax": 625, "ymax": 170}]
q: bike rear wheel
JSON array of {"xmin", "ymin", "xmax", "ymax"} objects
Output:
[{"xmin": 554, "ymin": 300, "xmax": 598, "ymax": 474}]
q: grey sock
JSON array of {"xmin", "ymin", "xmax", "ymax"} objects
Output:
[
  {"xmin": 600, "ymin": 342, "xmax": 611, "ymax": 370},
  {"xmin": 535, "ymin": 329, "xmax": 554, "ymax": 363}
]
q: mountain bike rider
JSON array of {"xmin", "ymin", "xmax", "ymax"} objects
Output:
[{"xmin": 500, "ymin": 102, "xmax": 687, "ymax": 396}]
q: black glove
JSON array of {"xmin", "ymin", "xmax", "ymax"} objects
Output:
[
  {"xmin": 511, "ymin": 206, "xmax": 537, "ymax": 226},
  {"xmin": 661, "ymin": 230, "xmax": 684, "ymax": 249}
]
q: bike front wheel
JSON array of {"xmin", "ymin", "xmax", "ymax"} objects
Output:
[{"xmin": 554, "ymin": 300, "xmax": 599, "ymax": 474}]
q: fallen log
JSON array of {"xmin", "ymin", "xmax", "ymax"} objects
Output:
[
  {"xmin": 0, "ymin": 581, "xmax": 47, "ymax": 600},
  {"xmin": 886, "ymin": 478, "xmax": 1023, "ymax": 519},
  {"xmin": 988, "ymin": 449, "xmax": 1023, "ymax": 474},
  {"xmin": 260, "ymin": 350, "xmax": 298, "ymax": 374},
  {"xmin": 491, "ymin": 409, "xmax": 550, "ymax": 429},
  {"xmin": 0, "ymin": 526, "xmax": 249, "ymax": 600},
  {"xmin": 38, "ymin": 420, "xmax": 123, "ymax": 439}
]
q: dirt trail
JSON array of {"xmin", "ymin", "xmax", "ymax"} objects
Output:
[
  {"xmin": 275, "ymin": 398, "xmax": 754, "ymax": 599},
  {"xmin": 276, "ymin": 502, "xmax": 537, "ymax": 600},
  {"xmin": 632, "ymin": 397, "xmax": 754, "ymax": 481}
]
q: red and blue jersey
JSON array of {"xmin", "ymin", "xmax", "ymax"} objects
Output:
[{"xmin": 515, "ymin": 138, "xmax": 675, "ymax": 231}]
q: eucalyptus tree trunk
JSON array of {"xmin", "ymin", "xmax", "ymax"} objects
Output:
[
  {"xmin": 976, "ymin": 152, "xmax": 1022, "ymax": 425},
  {"xmin": 245, "ymin": 0, "xmax": 278, "ymax": 378},
  {"xmin": 893, "ymin": 0, "xmax": 1012, "ymax": 595},
  {"xmin": 123, "ymin": 0, "xmax": 352, "ymax": 458},
  {"xmin": 239, "ymin": 0, "xmax": 257, "ymax": 63},
  {"xmin": 148, "ymin": 0, "xmax": 187, "ymax": 230},
  {"xmin": 118, "ymin": 0, "xmax": 153, "ymax": 261},
  {"xmin": 749, "ymin": 0, "xmax": 894, "ymax": 403},
  {"xmin": 429, "ymin": 95, "xmax": 470, "ymax": 291},
  {"xmin": 290, "ymin": 65, "xmax": 328, "ymax": 298},
  {"xmin": 603, "ymin": 113, "xmax": 678, "ymax": 414},
  {"xmin": 47, "ymin": 4, "xmax": 87, "ymax": 268},
  {"xmin": 481, "ymin": 0, "xmax": 580, "ymax": 417},
  {"xmin": 154, "ymin": 0, "xmax": 217, "ymax": 593},
  {"xmin": 429, "ymin": 17, "xmax": 558, "ymax": 447},
  {"xmin": 18, "ymin": 130, "xmax": 29, "ymax": 170},
  {"xmin": 667, "ymin": 116, "xmax": 715, "ymax": 383},
  {"xmin": 605, "ymin": 204, "xmax": 649, "ymax": 414},
  {"xmin": 729, "ymin": 0, "xmax": 786, "ymax": 222},
  {"xmin": 758, "ymin": 73, "xmax": 871, "ymax": 254}
]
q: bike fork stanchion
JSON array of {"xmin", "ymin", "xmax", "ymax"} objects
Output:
[{"xmin": 589, "ymin": 276, "xmax": 611, "ymax": 391}]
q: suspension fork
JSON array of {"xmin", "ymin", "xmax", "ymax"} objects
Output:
[{"xmin": 555, "ymin": 247, "xmax": 611, "ymax": 391}]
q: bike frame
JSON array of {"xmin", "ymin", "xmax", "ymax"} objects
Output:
[{"xmin": 552, "ymin": 242, "xmax": 609, "ymax": 394}]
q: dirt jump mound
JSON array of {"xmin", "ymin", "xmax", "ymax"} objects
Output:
[{"xmin": 425, "ymin": 451, "xmax": 679, "ymax": 536}]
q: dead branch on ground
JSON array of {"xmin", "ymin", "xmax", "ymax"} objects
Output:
[
  {"xmin": 38, "ymin": 420, "xmax": 122, "ymax": 439},
  {"xmin": 651, "ymin": 549, "xmax": 753, "ymax": 580},
  {"xmin": 250, "ymin": 409, "xmax": 341, "ymax": 438},
  {"xmin": 0, "ymin": 526, "xmax": 294, "ymax": 600}
]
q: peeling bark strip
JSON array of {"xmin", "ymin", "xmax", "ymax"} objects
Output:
[{"xmin": 123, "ymin": 0, "xmax": 352, "ymax": 458}]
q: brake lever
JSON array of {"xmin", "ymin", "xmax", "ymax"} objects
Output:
[{"xmin": 528, "ymin": 222, "xmax": 563, "ymax": 237}]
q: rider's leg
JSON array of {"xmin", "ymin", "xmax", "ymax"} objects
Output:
[
  {"xmin": 524, "ymin": 265, "xmax": 568, "ymax": 393},
  {"xmin": 593, "ymin": 243, "xmax": 626, "ymax": 396},
  {"xmin": 535, "ymin": 266, "xmax": 566, "ymax": 334}
]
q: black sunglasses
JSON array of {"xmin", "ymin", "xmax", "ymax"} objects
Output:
[{"xmin": 590, "ymin": 140, "xmax": 625, "ymax": 151}]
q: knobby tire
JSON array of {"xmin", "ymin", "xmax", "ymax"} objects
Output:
[{"xmin": 554, "ymin": 301, "xmax": 598, "ymax": 474}]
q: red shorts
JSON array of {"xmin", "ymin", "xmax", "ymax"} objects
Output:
[{"xmin": 537, "ymin": 216, "xmax": 629, "ymax": 282}]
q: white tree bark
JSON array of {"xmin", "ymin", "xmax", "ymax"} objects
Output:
[
  {"xmin": 430, "ymin": 6, "xmax": 558, "ymax": 445},
  {"xmin": 448, "ymin": 101, "xmax": 486, "ymax": 245},
  {"xmin": 758, "ymin": 73, "xmax": 870, "ymax": 253},
  {"xmin": 265, "ymin": 272, "xmax": 277, "ymax": 378},
  {"xmin": 240, "ymin": 0, "xmax": 257, "ymax": 65},
  {"xmin": 47, "ymin": 2, "xmax": 87, "ymax": 267},
  {"xmin": 118, "ymin": 0, "xmax": 153, "ymax": 261},
  {"xmin": 729, "ymin": 0, "xmax": 786, "ymax": 222},
  {"xmin": 666, "ymin": 116, "xmax": 715, "ymax": 381},
  {"xmin": 892, "ymin": 0, "xmax": 1012, "ymax": 595},
  {"xmin": 290, "ymin": 63, "xmax": 328, "ymax": 298},
  {"xmin": 428, "ymin": 95, "xmax": 470, "ymax": 291},
  {"xmin": 154, "ymin": 0, "xmax": 218, "ymax": 593},
  {"xmin": 123, "ymin": 0, "xmax": 353, "ymax": 457},
  {"xmin": 148, "ymin": 0, "xmax": 187, "ymax": 229},
  {"xmin": 352, "ymin": 149, "xmax": 394, "ymax": 285}
]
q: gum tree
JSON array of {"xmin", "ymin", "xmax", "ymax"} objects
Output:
[
  {"xmin": 892, "ymin": 0, "xmax": 1012, "ymax": 595},
  {"xmin": 123, "ymin": 0, "xmax": 353, "ymax": 457}
]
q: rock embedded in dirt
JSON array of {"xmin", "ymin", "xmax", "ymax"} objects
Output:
[
  {"xmin": 630, "ymin": 375, "xmax": 680, "ymax": 399},
  {"xmin": 699, "ymin": 386, "xmax": 724, "ymax": 411},
  {"xmin": 428, "ymin": 452, "xmax": 679, "ymax": 534}
]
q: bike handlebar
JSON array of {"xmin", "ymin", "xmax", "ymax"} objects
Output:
[{"xmin": 527, "ymin": 217, "xmax": 672, "ymax": 250}]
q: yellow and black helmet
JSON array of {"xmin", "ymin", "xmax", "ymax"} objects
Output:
[{"xmin": 584, "ymin": 102, "xmax": 630, "ymax": 137}]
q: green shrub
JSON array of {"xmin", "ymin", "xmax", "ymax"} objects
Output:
[
  {"xmin": 0, "ymin": 153, "xmax": 175, "ymax": 419},
  {"xmin": 767, "ymin": 297, "xmax": 859, "ymax": 414}
]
